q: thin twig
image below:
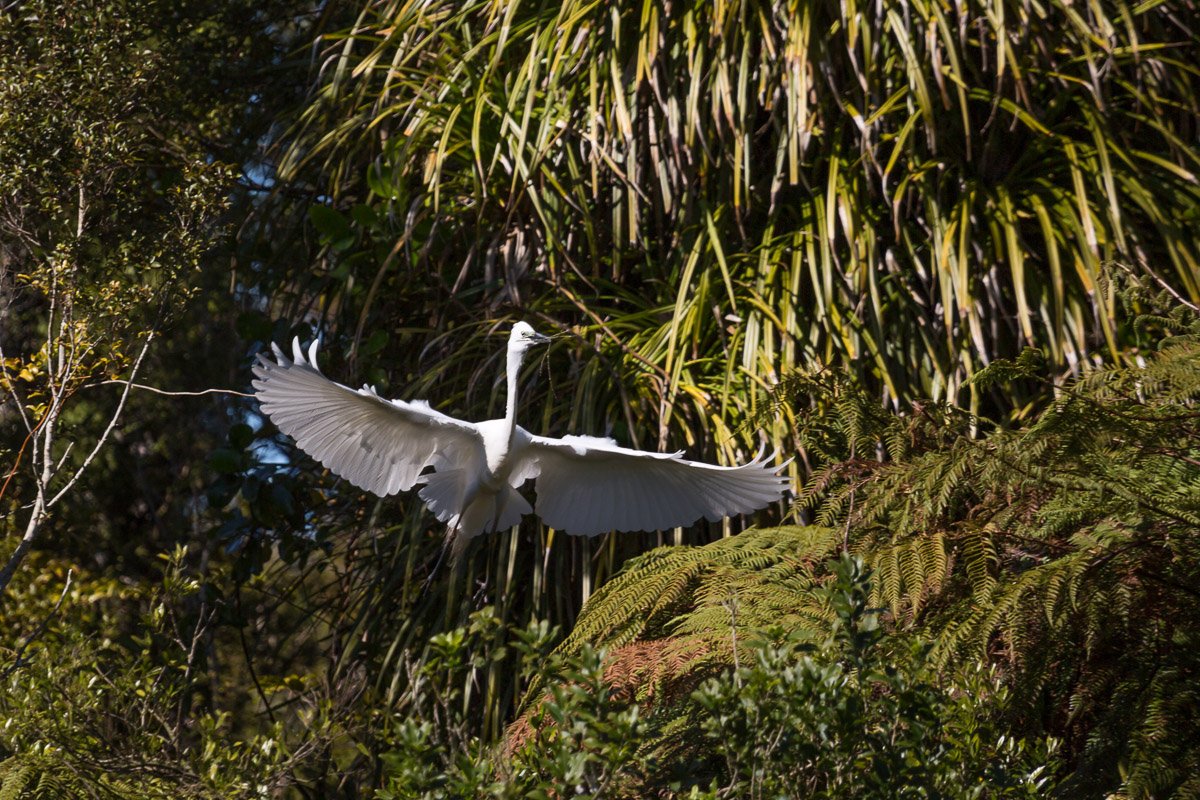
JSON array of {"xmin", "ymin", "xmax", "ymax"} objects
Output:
[
  {"xmin": 47, "ymin": 331, "xmax": 155, "ymax": 508},
  {"xmin": 235, "ymin": 581, "xmax": 278, "ymax": 724},
  {"xmin": 53, "ymin": 441, "xmax": 74, "ymax": 472},
  {"xmin": 85, "ymin": 379, "xmax": 254, "ymax": 398},
  {"xmin": 0, "ymin": 339, "xmax": 34, "ymax": 435},
  {"xmin": 0, "ymin": 414, "xmax": 48, "ymax": 506},
  {"xmin": 1115, "ymin": 260, "xmax": 1200, "ymax": 313}
]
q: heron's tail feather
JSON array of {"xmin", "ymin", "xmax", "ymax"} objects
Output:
[
  {"xmin": 444, "ymin": 484, "xmax": 530, "ymax": 564},
  {"xmin": 458, "ymin": 485, "xmax": 531, "ymax": 538},
  {"xmin": 417, "ymin": 468, "xmax": 469, "ymax": 524},
  {"xmin": 420, "ymin": 468, "xmax": 530, "ymax": 542}
]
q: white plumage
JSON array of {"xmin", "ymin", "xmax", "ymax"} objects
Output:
[{"xmin": 252, "ymin": 322, "xmax": 790, "ymax": 540}]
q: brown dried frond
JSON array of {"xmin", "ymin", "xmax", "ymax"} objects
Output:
[
  {"xmin": 503, "ymin": 636, "xmax": 714, "ymax": 756},
  {"xmin": 602, "ymin": 635, "xmax": 714, "ymax": 707}
]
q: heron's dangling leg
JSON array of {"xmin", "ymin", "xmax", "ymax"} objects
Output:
[
  {"xmin": 449, "ymin": 526, "xmax": 472, "ymax": 564},
  {"xmin": 488, "ymin": 489, "xmax": 509, "ymax": 537},
  {"xmin": 423, "ymin": 487, "xmax": 507, "ymax": 594},
  {"xmin": 420, "ymin": 522, "xmax": 456, "ymax": 594}
]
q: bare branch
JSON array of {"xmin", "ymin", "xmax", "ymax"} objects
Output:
[
  {"xmin": 53, "ymin": 440, "xmax": 75, "ymax": 472},
  {"xmin": 0, "ymin": 376, "xmax": 63, "ymax": 596},
  {"xmin": 85, "ymin": 379, "xmax": 254, "ymax": 398},
  {"xmin": 47, "ymin": 330, "xmax": 155, "ymax": 508},
  {"xmin": 0, "ymin": 339, "xmax": 34, "ymax": 435},
  {"xmin": 0, "ymin": 490, "xmax": 47, "ymax": 598}
]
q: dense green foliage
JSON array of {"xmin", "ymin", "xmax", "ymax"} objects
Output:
[
  {"xmin": 0, "ymin": 552, "xmax": 294, "ymax": 797},
  {"xmin": 374, "ymin": 555, "xmax": 1061, "ymax": 798},
  {"xmin": 531, "ymin": 302, "xmax": 1200, "ymax": 797},
  {"xmin": 691, "ymin": 555, "xmax": 1059, "ymax": 799},
  {"xmin": 2, "ymin": 0, "xmax": 1199, "ymax": 796}
]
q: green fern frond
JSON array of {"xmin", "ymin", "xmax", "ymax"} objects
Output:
[
  {"xmin": 515, "ymin": 526, "xmax": 841, "ymax": 759},
  {"xmin": 862, "ymin": 530, "xmax": 950, "ymax": 620},
  {"xmin": 0, "ymin": 763, "xmax": 31, "ymax": 800},
  {"xmin": 555, "ymin": 526, "xmax": 839, "ymax": 661},
  {"xmin": 786, "ymin": 310, "xmax": 1200, "ymax": 791}
]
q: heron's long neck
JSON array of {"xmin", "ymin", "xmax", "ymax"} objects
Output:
[{"xmin": 503, "ymin": 347, "xmax": 524, "ymax": 441}]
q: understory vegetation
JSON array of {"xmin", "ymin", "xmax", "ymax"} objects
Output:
[
  {"xmin": 371, "ymin": 313, "xmax": 1200, "ymax": 798},
  {"xmin": 4, "ymin": 325, "xmax": 1197, "ymax": 796},
  {"xmin": 2, "ymin": 0, "xmax": 1199, "ymax": 796}
]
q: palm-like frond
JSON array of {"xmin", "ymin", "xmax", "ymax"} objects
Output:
[{"xmin": 275, "ymin": 0, "xmax": 1200, "ymax": 430}]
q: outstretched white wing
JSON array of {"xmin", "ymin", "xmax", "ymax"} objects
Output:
[
  {"xmin": 519, "ymin": 434, "xmax": 791, "ymax": 536},
  {"xmin": 252, "ymin": 338, "xmax": 485, "ymax": 497}
]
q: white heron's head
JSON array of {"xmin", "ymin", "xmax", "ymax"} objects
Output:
[{"xmin": 508, "ymin": 321, "xmax": 551, "ymax": 355}]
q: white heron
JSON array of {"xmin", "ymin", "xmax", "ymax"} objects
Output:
[{"xmin": 251, "ymin": 322, "xmax": 790, "ymax": 546}]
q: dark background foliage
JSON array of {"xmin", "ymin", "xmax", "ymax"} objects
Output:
[{"xmin": 1, "ymin": 0, "xmax": 1198, "ymax": 796}]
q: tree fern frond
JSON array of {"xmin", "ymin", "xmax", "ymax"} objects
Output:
[
  {"xmin": 520, "ymin": 526, "xmax": 839, "ymax": 716},
  {"xmin": 0, "ymin": 763, "xmax": 31, "ymax": 800},
  {"xmin": 790, "ymin": 327, "xmax": 1200, "ymax": 789}
]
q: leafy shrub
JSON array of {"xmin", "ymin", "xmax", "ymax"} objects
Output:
[
  {"xmin": 0, "ymin": 550, "xmax": 316, "ymax": 798},
  {"xmin": 374, "ymin": 556, "xmax": 1060, "ymax": 798},
  {"xmin": 692, "ymin": 554, "xmax": 1059, "ymax": 799}
]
